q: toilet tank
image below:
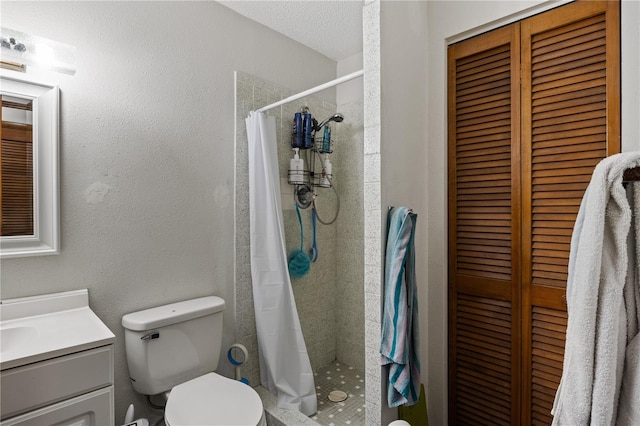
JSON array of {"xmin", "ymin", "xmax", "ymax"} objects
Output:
[{"xmin": 122, "ymin": 296, "xmax": 225, "ymax": 396}]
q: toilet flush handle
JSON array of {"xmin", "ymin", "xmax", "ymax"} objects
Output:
[{"xmin": 141, "ymin": 332, "xmax": 160, "ymax": 341}]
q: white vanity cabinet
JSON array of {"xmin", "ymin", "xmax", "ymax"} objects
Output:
[
  {"xmin": 0, "ymin": 290, "xmax": 116, "ymax": 426},
  {"xmin": 0, "ymin": 345, "xmax": 114, "ymax": 426}
]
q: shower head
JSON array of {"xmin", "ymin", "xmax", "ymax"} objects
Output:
[{"xmin": 315, "ymin": 113, "xmax": 344, "ymax": 131}]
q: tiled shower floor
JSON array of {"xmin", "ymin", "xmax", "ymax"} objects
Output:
[{"xmin": 312, "ymin": 361, "xmax": 366, "ymax": 426}]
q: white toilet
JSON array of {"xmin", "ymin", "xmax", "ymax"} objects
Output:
[{"xmin": 122, "ymin": 296, "xmax": 266, "ymax": 426}]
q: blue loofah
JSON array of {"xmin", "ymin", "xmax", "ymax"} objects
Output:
[
  {"xmin": 288, "ymin": 203, "xmax": 311, "ymax": 279},
  {"xmin": 288, "ymin": 249, "xmax": 311, "ymax": 278}
]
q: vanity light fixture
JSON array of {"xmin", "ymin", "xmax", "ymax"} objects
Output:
[{"xmin": 0, "ymin": 27, "xmax": 76, "ymax": 75}]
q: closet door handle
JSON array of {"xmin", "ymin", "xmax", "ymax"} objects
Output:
[{"xmin": 561, "ymin": 294, "xmax": 567, "ymax": 306}]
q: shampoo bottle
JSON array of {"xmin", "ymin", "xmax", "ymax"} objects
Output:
[
  {"xmin": 291, "ymin": 112, "xmax": 303, "ymax": 148},
  {"xmin": 289, "ymin": 148, "xmax": 305, "ymax": 184},
  {"xmin": 322, "ymin": 125, "xmax": 332, "ymax": 153},
  {"xmin": 319, "ymin": 155, "xmax": 332, "ymax": 188},
  {"xmin": 303, "ymin": 112, "xmax": 314, "ymax": 149}
]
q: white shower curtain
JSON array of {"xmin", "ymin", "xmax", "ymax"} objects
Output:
[{"xmin": 245, "ymin": 111, "xmax": 317, "ymax": 416}]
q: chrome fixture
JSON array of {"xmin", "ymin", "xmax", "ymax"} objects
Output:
[
  {"xmin": 1, "ymin": 27, "xmax": 77, "ymax": 75},
  {"xmin": 315, "ymin": 113, "xmax": 344, "ymax": 131}
]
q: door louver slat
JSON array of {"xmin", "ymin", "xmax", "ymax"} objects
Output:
[
  {"xmin": 530, "ymin": 12, "xmax": 607, "ymax": 289},
  {"xmin": 454, "ymin": 42, "xmax": 512, "ymax": 282},
  {"xmin": 530, "ymin": 307, "xmax": 568, "ymax": 424},
  {"xmin": 455, "ymin": 295, "xmax": 513, "ymax": 425}
]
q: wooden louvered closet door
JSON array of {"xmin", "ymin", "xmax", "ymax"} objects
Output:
[
  {"xmin": 448, "ymin": 1, "xmax": 620, "ymax": 424},
  {"xmin": 520, "ymin": 1, "xmax": 620, "ymax": 424},
  {"xmin": 448, "ymin": 24, "xmax": 522, "ymax": 425}
]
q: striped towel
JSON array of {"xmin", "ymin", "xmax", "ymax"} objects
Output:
[{"xmin": 380, "ymin": 206, "xmax": 421, "ymax": 407}]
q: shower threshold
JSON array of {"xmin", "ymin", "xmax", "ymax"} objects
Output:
[{"xmin": 257, "ymin": 360, "xmax": 365, "ymax": 426}]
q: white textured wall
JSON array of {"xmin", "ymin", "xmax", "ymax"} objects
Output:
[
  {"xmin": 379, "ymin": 2, "xmax": 429, "ymax": 425},
  {"xmin": 622, "ymin": 0, "xmax": 640, "ymax": 153},
  {"xmin": 0, "ymin": 1, "xmax": 335, "ymax": 422}
]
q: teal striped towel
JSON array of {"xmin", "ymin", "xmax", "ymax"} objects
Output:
[{"xmin": 380, "ymin": 206, "xmax": 421, "ymax": 407}]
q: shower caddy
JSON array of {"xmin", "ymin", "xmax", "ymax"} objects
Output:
[{"xmin": 287, "ymin": 106, "xmax": 342, "ymax": 226}]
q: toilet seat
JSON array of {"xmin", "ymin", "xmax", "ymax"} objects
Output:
[{"xmin": 164, "ymin": 372, "xmax": 265, "ymax": 426}]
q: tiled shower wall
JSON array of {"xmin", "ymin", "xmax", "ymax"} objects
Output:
[
  {"xmin": 234, "ymin": 71, "xmax": 365, "ymax": 388},
  {"xmin": 363, "ymin": 1, "xmax": 384, "ymax": 424},
  {"xmin": 335, "ymin": 98, "xmax": 365, "ymax": 373}
]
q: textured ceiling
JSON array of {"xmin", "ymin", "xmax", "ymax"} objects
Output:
[{"xmin": 218, "ymin": 1, "xmax": 363, "ymax": 62}]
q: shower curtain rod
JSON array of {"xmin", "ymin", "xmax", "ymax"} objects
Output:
[{"xmin": 256, "ymin": 69, "xmax": 364, "ymax": 113}]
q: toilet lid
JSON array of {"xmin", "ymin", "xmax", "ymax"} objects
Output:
[{"xmin": 165, "ymin": 373, "xmax": 264, "ymax": 426}]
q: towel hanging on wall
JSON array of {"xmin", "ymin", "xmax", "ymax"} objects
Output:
[
  {"xmin": 380, "ymin": 206, "xmax": 421, "ymax": 408},
  {"xmin": 552, "ymin": 152, "xmax": 640, "ymax": 425}
]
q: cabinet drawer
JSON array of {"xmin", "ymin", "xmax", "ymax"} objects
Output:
[
  {"xmin": 0, "ymin": 345, "xmax": 114, "ymax": 420},
  {"xmin": 0, "ymin": 386, "xmax": 114, "ymax": 426}
]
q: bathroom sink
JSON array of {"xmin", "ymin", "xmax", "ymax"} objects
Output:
[
  {"xmin": 0, "ymin": 326, "xmax": 38, "ymax": 354},
  {"xmin": 0, "ymin": 289, "xmax": 115, "ymax": 370}
]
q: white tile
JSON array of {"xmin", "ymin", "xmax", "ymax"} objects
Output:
[
  {"xmin": 363, "ymin": 182, "xmax": 380, "ymax": 211},
  {"xmin": 364, "ymin": 209, "xmax": 381, "ymax": 240},
  {"xmin": 365, "ymin": 292, "xmax": 381, "ymax": 322},
  {"xmin": 364, "ymin": 154, "xmax": 380, "ymax": 184},
  {"xmin": 365, "ymin": 319, "xmax": 381, "ymax": 350},
  {"xmin": 364, "ymin": 237, "xmax": 382, "ymax": 267},
  {"xmin": 364, "ymin": 124, "xmax": 380, "ymax": 155}
]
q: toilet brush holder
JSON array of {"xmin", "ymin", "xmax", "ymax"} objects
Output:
[
  {"xmin": 227, "ymin": 343, "xmax": 249, "ymax": 384},
  {"xmin": 121, "ymin": 403, "xmax": 149, "ymax": 426},
  {"xmin": 122, "ymin": 420, "xmax": 149, "ymax": 426}
]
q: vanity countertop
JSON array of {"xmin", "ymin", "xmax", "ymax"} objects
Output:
[{"xmin": 0, "ymin": 289, "xmax": 115, "ymax": 370}]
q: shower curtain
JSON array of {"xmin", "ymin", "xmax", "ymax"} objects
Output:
[{"xmin": 245, "ymin": 111, "xmax": 317, "ymax": 416}]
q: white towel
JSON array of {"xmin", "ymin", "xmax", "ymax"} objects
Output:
[
  {"xmin": 552, "ymin": 152, "xmax": 640, "ymax": 425},
  {"xmin": 617, "ymin": 334, "xmax": 640, "ymax": 425},
  {"xmin": 617, "ymin": 182, "xmax": 640, "ymax": 425}
]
